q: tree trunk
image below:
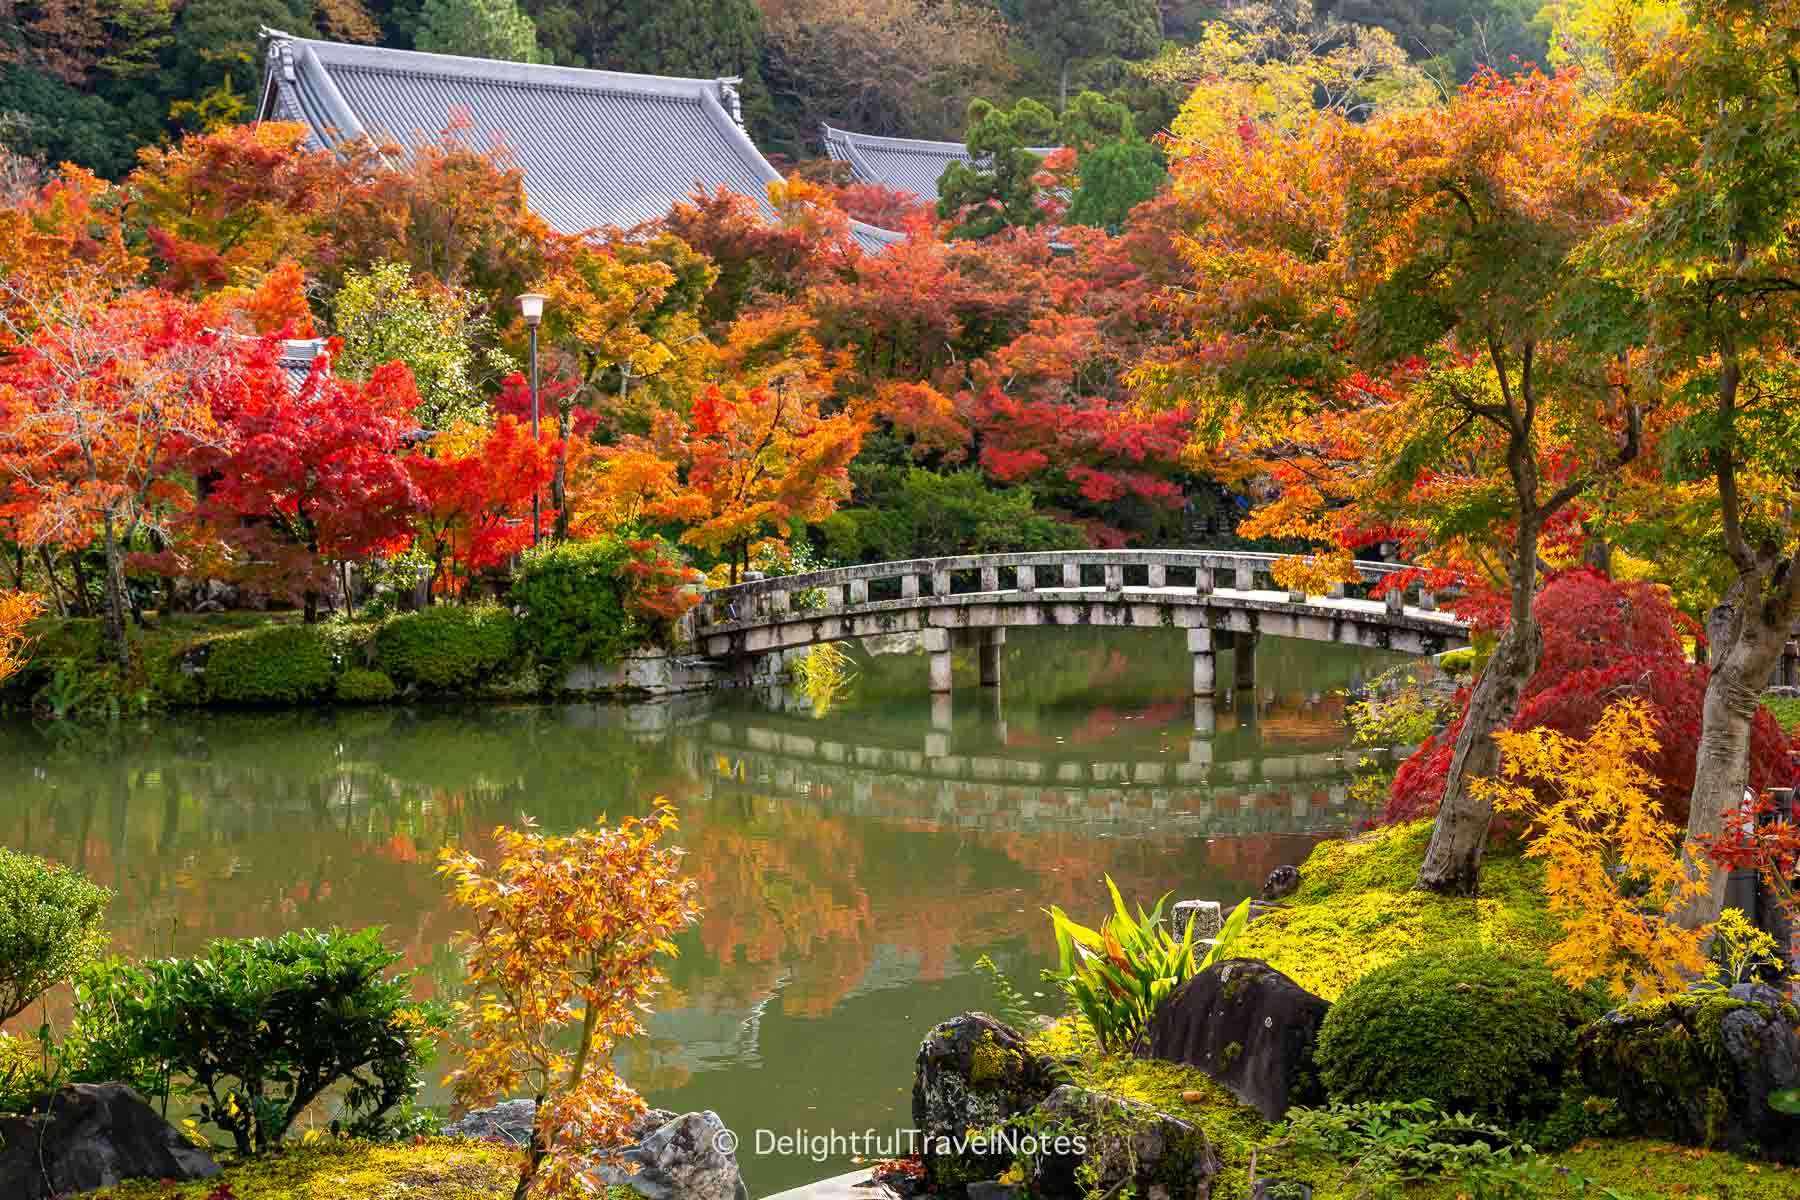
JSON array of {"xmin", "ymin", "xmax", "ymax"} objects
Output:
[
  {"xmin": 1675, "ymin": 586, "xmax": 1799, "ymax": 928},
  {"xmin": 303, "ymin": 590, "xmax": 320, "ymax": 624},
  {"xmin": 552, "ymin": 404, "xmax": 573, "ymax": 542},
  {"xmin": 99, "ymin": 508, "xmax": 130, "ymax": 672},
  {"xmin": 1418, "ymin": 522, "xmax": 1543, "ymax": 895}
]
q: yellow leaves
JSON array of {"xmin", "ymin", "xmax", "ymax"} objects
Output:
[
  {"xmin": 1474, "ymin": 699, "xmax": 1710, "ymax": 998},
  {"xmin": 0, "ymin": 591, "xmax": 43, "ymax": 687}
]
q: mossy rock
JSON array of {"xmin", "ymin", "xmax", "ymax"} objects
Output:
[
  {"xmin": 913, "ymin": 1013, "xmax": 1062, "ymax": 1188},
  {"xmin": 1577, "ymin": 982, "xmax": 1800, "ymax": 1162},
  {"xmin": 1022, "ymin": 1084, "xmax": 1219, "ymax": 1199}
]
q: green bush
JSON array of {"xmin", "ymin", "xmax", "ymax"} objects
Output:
[
  {"xmin": 510, "ymin": 539, "xmax": 644, "ymax": 678},
  {"xmin": 0, "ymin": 848, "xmax": 111, "ymax": 1027},
  {"xmin": 335, "ymin": 668, "xmax": 397, "ymax": 704},
  {"xmin": 69, "ymin": 928, "xmax": 442, "ymax": 1156},
  {"xmin": 822, "ymin": 468, "xmax": 1088, "ymax": 563},
  {"xmin": 375, "ymin": 604, "xmax": 516, "ymax": 692},
  {"xmin": 203, "ymin": 624, "xmax": 339, "ymax": 704},
  {"xmin": 1315, "ymin": 946, "xmax": 1606, "ymax": 1132}
]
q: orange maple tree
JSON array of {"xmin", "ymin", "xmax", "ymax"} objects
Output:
[{"xmin": 438, "ymin": 800, "xmax": 701, "ymax": 1200}]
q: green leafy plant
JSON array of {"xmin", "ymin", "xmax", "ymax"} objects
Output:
[
  {"xmin": 68, "ymin": 927, "xmax": 443, "ymax": 1155},
  {"xmin": 1041, "ymin": 881, "xmax": 1248, "ymax": 1055},
  {"xmin": 375, "ymin": 603, "xmax": 516, "ymax": 693},
  {"xmin": 1773, "ymin": 1089, "xmax": 1800, "ymax": 1116},
  {"xmin": 510, "ymin": 538, "xmax": 650, "ymax": 678},
  {"xmin": 335, "ymin": 668, "xmax": 397, "ymax": 704},
  {"xmin": 0, "ymin": 847, "xmax": 110, "ymax": 1027},
  {"xmin": 973, "ymin": 954, "xmax": 1044, "ymax": 1030}
]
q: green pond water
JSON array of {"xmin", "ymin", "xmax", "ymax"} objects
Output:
[{"xmin": 0, "ymin": 627, "xmax": 1405, "ymax": 1194}]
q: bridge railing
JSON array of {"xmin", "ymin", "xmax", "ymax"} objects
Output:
[{"xmin": 693, "ymin": 549, "xmax": 1435, "ymax": 633}]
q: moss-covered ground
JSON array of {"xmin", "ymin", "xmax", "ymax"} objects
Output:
[
  {"xmin": 1764, "ymin": 695, "xmax": 1800, "ymax": 735},
  {"xmin": 87, "ymin": 1137, "xmax": 643, "ymax": 1200},
  {"xmin": 1020, "ymin": 823, "xmax": 1800, "ymax": 1199},
  {"xmin": 1231, "ymin": 819, "xmax": 1560, "ymax": 1001}
]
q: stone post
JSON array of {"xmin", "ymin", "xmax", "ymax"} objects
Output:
[
  {"xmin": 932, "ymin": 570, "xmax": 951, "ymax": 597},
  {"xmin": 980, "ymin": 566, "xmax": 1000, "ymax": 592},
  {"xmin": 1385, "ymin": 587, "xmax": 1404, "ymax": 615},
  {"xmin": 1234, "ymin": 563, "xmax": 1255, "ymax": 591},
  {"xmin": 1189, "ymin": 626, "xmax": 1216, "ymax": 697},
  {"xmin": 979, "ymin": 628, "xmax": 1005, "ymax": 688},
  {"xmin": 1419, "ymin": 589, "xmax": 1438, "ymax": 612},
  {"xmin": 1235, "ymin": 632, "xmax": 1258, "ymax": 694},
  {"xmin": 1147, "ymin": 563, "xmax": 1166, "ymax": 589},
  {"xmin": 1063, "ymin": 562, "xmax": 1081, "ymax": 588},
  {"xmin": 925, "ymin": 627, "xmax": 953, "ymax": 693},
  {"xmin": 902, "ymin": 574, "xmax": 920, "ymax": 599},
  {"xmin": 847, "ymin": 578, "xmax": 868, "ymax": 605},
  {"xmin": 1104, "ymin": 564, "xmax": 1124, "ymax": 593},
  {"xmin": 1017, "ymin": 564, "xmax": 1035, "ymax": 592},
  {"xmin": 1195, "ymin": 565, "xmax": 1214, "ymax": 596}
]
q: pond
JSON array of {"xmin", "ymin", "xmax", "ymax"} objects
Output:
[{"xmin": 0, "ymin": 627, "xmax": 1405, "ymax": 1194}]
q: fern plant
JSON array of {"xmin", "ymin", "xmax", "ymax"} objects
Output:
[{"xmin": 1041, "ymin": 877, "xmax": 1249, "ymax": 1054}]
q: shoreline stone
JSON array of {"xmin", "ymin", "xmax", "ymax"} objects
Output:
[{"xmin": 0, "ymin": 1083, "xmax": 220, "ymax": 1200}]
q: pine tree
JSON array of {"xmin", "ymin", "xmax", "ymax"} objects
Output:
[{"xmin": 415, "ymin": 0, "xmax": 544, "ymax": 61}]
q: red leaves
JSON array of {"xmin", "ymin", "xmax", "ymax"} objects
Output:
[{"xmin": 406, "ymin": 416, "xmax": 559, "ymax": 599}]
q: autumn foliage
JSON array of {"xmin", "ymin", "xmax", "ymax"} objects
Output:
[
  {"xmin": 0, "ymin": 591, "xmax": 41, "ymax": 684},
  {"xmin": 438, "ymin": 801, "xmax": 700, "ymax": 1200}
]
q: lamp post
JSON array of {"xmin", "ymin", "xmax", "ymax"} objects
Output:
[{"xmin": 518, "ymin": 292, "xmax": 547, "ymax": 546}]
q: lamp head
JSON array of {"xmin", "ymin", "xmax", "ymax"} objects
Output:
[{"xmin": 517, "ymin": 292, "xmax": 547, "ymax": 326}]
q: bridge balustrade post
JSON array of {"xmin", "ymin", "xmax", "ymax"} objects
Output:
[
  {"xmin": 1188, "ymin": 627, "xmax": 1216, "ymax": 697},
  {"xmin": 1385, "ymin": 587, "xmax": 1404, "ymax": 615},
  {"xmin": 826, "ymin": 585, "xmax": 846, "ymax": 609},
  {"xmin": 1063, "ymin": 563, "xmax": 1080, "ymax": 588},
  {"xmin": 979, "ymin": 628, "xmax": 1006, "ymax": 687},
  {"xmin": 933, "ymin": 570, "xmax": 951, "ymax": 596},
  {"xmin": 1147, "ymin": 564, "xmax": 1166, "ymax": 589},
  {"xmin": 1195, "ymin": 564, "xmax": 1213, "ymax": 596},
  {"xmin": 768, "ymin": 590, "xmax": 789, "ymax": 616},
  {"xmin": 848, "ymin": 578, "xmax": 868, "ymax": 605},
  {"xmin": 981, "ymin": 566, "xmax": 1000, "ymax": 592},
  {"xmin": 1017, "ymin": 565, "xmax": 1035, "ymax": 591},
  {"xmin": 1234, "ymin": 563, "xmax": 1255, "ymax": 591},
  {"xmin": 902, "ymin": 574, "xmax": 920, "ymax": 599},
  {"xmin": 925, "ymin": 627, "xmax": 953, "ymax": 693},
  {"xmin": 1329, "ymin": 581, "xmax": 1347, "ymax": 599},
  {"xmin": 1419, "ymin": 589, "xmax": 1438, "ymax": 612},
  {"xmin": 1286, "ymin": 585, "xmax": 1307, "ymax": 603},
  {"xmin": 1105, "ymin": 564, "xmax": 1124, "ymax": 593}
]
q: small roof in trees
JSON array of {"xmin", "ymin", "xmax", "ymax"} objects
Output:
[
  {"xmin": 256, "ymin": 30, "xmax": 904, "ymax": 253},
  {"xmin": 821, "ymin": 122, "xmax": 1061, "ymax": 203}
]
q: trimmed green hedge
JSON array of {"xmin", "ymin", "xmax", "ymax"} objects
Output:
[
  {"xmin": 203, "ymin": 624, "xmax": 340, "ymax": 705},
  {"xmin": 335, "ymin": 668, "xmax": 397, "ymax": 704},
  {"xmin": 375, "ymin": 604, "xmax": 516, "ymax": 692}
]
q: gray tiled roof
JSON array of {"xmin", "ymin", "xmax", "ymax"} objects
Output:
[
  {"xmin": 821, "ymin": 123, "xmax": 1060, "ymax": 204},
  {"xmin": 258, "ymin": 32, "xmax": 902, "ymax": 253}
]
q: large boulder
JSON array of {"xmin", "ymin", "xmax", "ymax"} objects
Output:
[
  {"xmin": 1578, "ymin": 982, "xmax": 1800, "ymax": 1162},
  {"xmin": 1023, "ymin": 1085, "xmax": 1220, "ymax": 1200},
  {"xmin": 1134, "ymin": 958, "xmax": 1330, "ymax": 1120},
  {"xmin": 913, "ymin": 1012, "xmax": 1063, "ymax": 1189},
  {"xmin": 0, "ymin": 1082, "xmax": 220, "ymax": 1200},
  {"xmin": 598, "ymin": 1110, "xmax": 748, "ymax": 1200},
  {"xmin": 448, "ymin": 1101, "xmax": 744, "ymax": 1200}
]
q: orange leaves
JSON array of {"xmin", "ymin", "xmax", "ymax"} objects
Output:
[
  {"xmin": 0, "ymin": 591, "xmax": 42, "ymax": 685},
  {"xmin": 438, "ymin": 802, "xmax": 699, "ymax": 1197}
]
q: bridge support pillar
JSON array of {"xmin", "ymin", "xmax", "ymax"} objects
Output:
[
  {"xmin": 1235, "ymin": 632, "xmax": 1259, "ymax": 695},
  {"xmin": 1188, "ymin": 627, "xmax": 1216, "ymax": 697},
  {"xmin": 925, "ymin": 627, "xmax": 953, "ymax": 693},
  {"xmin": 979, "ymin": 628, "xmax": 1005, "ymax": 687}
]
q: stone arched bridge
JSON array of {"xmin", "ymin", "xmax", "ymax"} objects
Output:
[{"xmin": 691, "ymin": 550, "xmax": 1469, "ymax": 697}]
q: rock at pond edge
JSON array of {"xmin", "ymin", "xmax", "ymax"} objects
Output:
[
  {"xmin": 1024, "ymin": 1084, "xmax": 1220, "ymax": 1200},
  {"xmin": 0, "ymin": 1082, "xmax": 221, "ymax": 1200},
  {"xmin": 912, "ymin": 1012, "xmax": 1063, "ymax": 1188}
]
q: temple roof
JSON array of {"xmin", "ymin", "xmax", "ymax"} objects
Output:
[
  {"xmin": 821, "ymin": 123, "xmax": 1060, "ymax": 204},
  {"xmin": 258, "ymin": 32, "xmax": 903, "ymax": 253}
]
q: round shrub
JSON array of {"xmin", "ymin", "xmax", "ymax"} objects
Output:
[
  {"xmin": 203, "ymin": 624, "xmax": 339, "ymax": 704},
  {"xmin": 1316, "ymin": 945, "xmax": 1606, "ymax": 1128},
  {"xmin": 335, "ymin": 668, "xmax": 397, "ymax": 704},
  {"xmin": 375, "ymin": 604, "xmax": 516, "ymax": 692},
  {"xmin": 0, "ymin": 847, "xmax": 111, "ymax": 1026}
]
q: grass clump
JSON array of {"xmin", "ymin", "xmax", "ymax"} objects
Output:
[{"xmin": 1232, "ymin": 821, "xmax": 1559, "ymax": 1001}]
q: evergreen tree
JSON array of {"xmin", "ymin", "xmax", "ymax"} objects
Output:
[
  {"xmin": 415, "ymin": 0, "xmax": 544, "ymax": 60},
  {"xmin": 937, "ymin": 97, "xmax": 1058, "ymax": 240},
  {"xmin": 1060, "ymin": 93, "xmax": 1164, "ymax": 232},
  {"xmin": 1013, "ymin": 0, "xmax": 1162, "ymax": 107}
]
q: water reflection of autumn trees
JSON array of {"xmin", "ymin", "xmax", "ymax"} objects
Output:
[{"xmin": 0, "ymin": 644, "xmax": 1373, "ymax": 1034}]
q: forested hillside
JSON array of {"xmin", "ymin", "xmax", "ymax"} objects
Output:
[{"xmin": 0, "ymin": 0, "xmax": 1552, "ymax": 173}]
